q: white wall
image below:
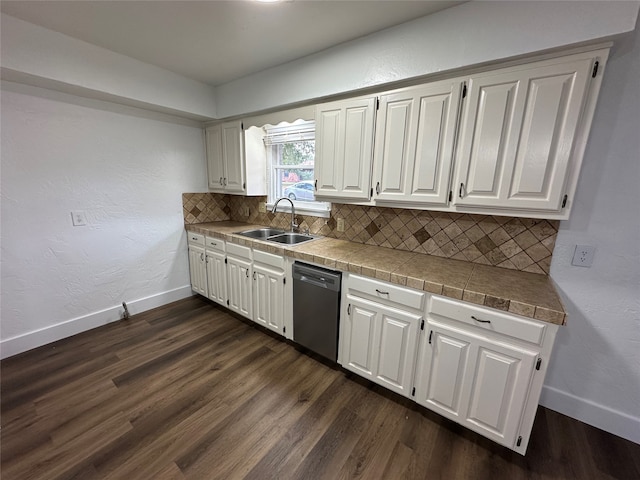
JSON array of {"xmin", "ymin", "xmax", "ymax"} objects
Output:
[
  {"xmin": 1, "ymin": 14, "xmax": 218, "ymax": 120},
  {"xmin": 215, "ymin": 1, "xmax": 639, "ymax": 117},
  {"xmin": 0, "ymin": 82, "xmax": 208, "ymax": 358},
  {"xmin": 540, "ymin": 26, "xmax": 640, "ymax": 443}
]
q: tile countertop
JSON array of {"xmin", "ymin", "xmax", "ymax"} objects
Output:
[{"xmin": 187, "ymin": 221, "xmax": 566, "ymax": 325}]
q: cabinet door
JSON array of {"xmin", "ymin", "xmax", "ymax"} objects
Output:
[
  {"xmin": 188, "ymin": 245, "xmax": 208, "ymax": 297},
  {"xmin": 341, "ymin": 296, "xmax": 379, "ymax": 378},
  {"xmin": 341, "ymin": 295, "xmax": 421, "ymax": 397},
  {"xmin": 221, "ymin": 121, "xmax": 245, "ymax": 194},
  {"xmin": 416, "ymin": 321, "xmax": 537, "ymax": 448},
  {"xmin": 206, "ymin": 250, "xmax": 227, "ymax": 306},
  {"xmin": 454, "ymin": 57, "xmax": 593, "ymax": 212},
  {"xmin": 226, "ymin": 255, "xmax": 252, "ymax": 319},
  {"xmin": 315, "ymin": 97, "xmax": 376, "ymax": 200},
  {"xmin": 253, "ymin": 264, "xmax": 285, "ymax": 335},
  {"xmin": 374, "ymin": 80, "xmax": 462, "ymax": 206},
  {"xmin": 205, "ymin": 126, "xmax": 225, "ymax": 191}
]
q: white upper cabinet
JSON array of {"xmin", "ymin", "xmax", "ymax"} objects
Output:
[
  {"xmin": 206, "ymin": 121, "xmax": 266, "ymax": 196},
  {"xmin": 315, "ymin": 96, "xmax": 376, "ymax": 200},
  {"xmin": 373, "ymin": 80, "xmax": 463, "ymax": 206},
  {"xmin": 452, "ymin": 52, "xmax": 603, "ymax": 216}
]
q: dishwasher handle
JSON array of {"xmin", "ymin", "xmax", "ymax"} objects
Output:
[{"xmin": 293, "ymin": 262, "xmax": 341, "ymax": 292}]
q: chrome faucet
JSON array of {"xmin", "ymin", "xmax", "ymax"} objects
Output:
[{"xmin": 271, "ymin": 197, "xmax": 298, "ymax": 233}]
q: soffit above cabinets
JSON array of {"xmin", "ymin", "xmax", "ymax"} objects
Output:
[{"xmin": 0, "ymin": 1, "xmax": 463, "ymax": 87}]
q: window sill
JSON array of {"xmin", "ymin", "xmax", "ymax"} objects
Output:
[{"xmin": 267, "ymin": 200, "xmax": 331, "ymax": 219}]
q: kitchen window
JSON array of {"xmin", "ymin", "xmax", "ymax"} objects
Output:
[{"xmin": 264, "ymin": 119, "xmax": 330, "ymax": 217}]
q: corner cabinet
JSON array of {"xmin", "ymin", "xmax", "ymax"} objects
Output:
[
  {"xmin": 372, "ymin": 79, "xmax": 463, "ymax": 206},
  {"xmin": 314, "ymin": 96, "xmax": 377, "ymax": 201},
  {"xmin": 205, "ymin": 121, "xmax": 266, "ymax": 195},
  {"xmin": 451, "ymin": 51, "xmax": 606, "ymax": 217}
]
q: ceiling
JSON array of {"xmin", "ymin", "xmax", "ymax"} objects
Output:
[{"xmin": 1, "ymin": 1, "xmax": 463, "ymax": 87}]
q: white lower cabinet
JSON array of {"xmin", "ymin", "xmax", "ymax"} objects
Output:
[
  {"xmin": 187, "ymin": 233, "xmax": 208, "ymax": 297},
  {"xmin": 226, "ymin": 244, "xmax": 253, "ymax": 319},
  {"xmin": 252, "ymin": 250, "xmax": 286, "ymax": 336},
  {"xmin": 340, "ymin": 274, "xmax": 425, "ymax": 398},
  {"xmin": 341, "ymin": 295, "xmax": 421, "ymax": 397},
  {"xmin": 415, "ymin": 320, "xmax": 538, "ymax": 449},
  {"xmin": 338, "ymin": 275, "xmax": 558, "ymax": 455},
  {"xmin": 205, "ymin": 237, "xmax": 226, "ymax": 306}
]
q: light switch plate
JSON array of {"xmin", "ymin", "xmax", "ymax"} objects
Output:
[
  {"xmin": 71, "ymin": 211, "xmax": 87, "ymax": 226},
  {"xmin": 258, "ymin": 202, "xmax": 266, "ymax": 213},
  {"xmin": 337, "ymin": 218, "xmax": 345, "ymax": 232}
]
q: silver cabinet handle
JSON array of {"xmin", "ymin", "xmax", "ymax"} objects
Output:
[
  {"xmin": 314, "ymin": 179, "xmax": 318, "ymax": 191},
  {"xmin": 459, "ymin": 183, "xmax": 465, "ymax": 198},
  {"xmin": 471, "ymin": 315, "xmax": 491, "ymax": 324},
  {"xmin": 223, "ymin": 177, "xmax": 227, "ymax": 186},
  {"xmin": 253, "ymin": 271, "xmax": 256, "ymax": 280},
  {"xmin": 246, "ymin": 269, "xmax": 249, "ymax": 278},
  {"xmin": 347, "ymin": 304, "xmax": 351, "ymax": 315},
  {"xmin": 200, "ymin": 253, "xmax": 204, "ymax": 261},
  {"xmin": 219, "ymin": 177, "xmax": 223, "ymax": 185},
  {"xmin": 205, "ymin": 255, "xmax": 209, "ymax": 264},
  {"xmin": 376, "ymin": 182, "xmax": 381, "ymax": 195},
  {"xmin": 375, "ymin": 289, "xmax": 389, "ymax": 295}
]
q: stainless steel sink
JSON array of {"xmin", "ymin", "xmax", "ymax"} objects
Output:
[
  {"xmin": 267, "ymin": 233, "xmax": 316, "ymax": 245},
  {"xmin": 236, "ymin": 228, "xmax": 286, "ymax": 239}
]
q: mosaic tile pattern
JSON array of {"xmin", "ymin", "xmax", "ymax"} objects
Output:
[
  {"xmin": 183, "ymin": 193, "xmax": 559, "ymax": 275},
  {"xmin": 182, "ymin": 193, "xmax": 230, "ymax": 224}
]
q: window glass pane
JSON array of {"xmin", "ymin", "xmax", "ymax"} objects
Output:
[{"xmin": 264, "ymin": 120, "xmax": 330, "ymax": 215}]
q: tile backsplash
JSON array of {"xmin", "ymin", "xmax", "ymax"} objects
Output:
[{"xmin": 183, "ymin": 193, "xmax": 558, "ymax": 275}]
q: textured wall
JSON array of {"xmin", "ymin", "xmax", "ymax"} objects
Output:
[
  {"xmin": 542, "ymin": 25, "xmax": 640, "ymax": 443},
  {"xmin": 183, "ymin": 193, "xmax": 558, "ymax": 275},
  {"xmin": 215, "ymin": 1, "xmax": 639, "ymax": 117},
  {"xmin": 1, "ymin": 82, "xmax": 207, "ymax": 355}
]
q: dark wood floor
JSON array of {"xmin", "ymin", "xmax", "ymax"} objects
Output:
[{"xmin": 2, "ymin": 296, "xmax": 639, "ymax": 480}]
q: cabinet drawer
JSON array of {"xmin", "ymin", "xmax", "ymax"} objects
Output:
[
  {"xmin": 429, "ymin": 295, "xmax": 546, "ymax": 345},
  {"xmin": 226, "ymin": 242, "xmax": 252, "ymax": 260},
  {"xmin": 187, "ymin": 232, "xmax": 205, "ymax": 246},
  {"xmin": 253, "ymin": 249, "xmax": 284, "ymax": 270},
  {"xmin": 205, "ymin": 236, "xmax": 225, "ymax": 253},
  {"xmin": 347, "ymin": 274, "xmax": 425, "ymax": 311}
]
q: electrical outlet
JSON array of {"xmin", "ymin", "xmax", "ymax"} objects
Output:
[
  {"xmin": 243, "ymin": 206, "xmax": 250, "ymax": 217},
  {"xmin": 71, "ymin": 211, "xmax": 87, "ymax": 226},
  {"xmin": 258, "ymin": 202, "xmax": 266, "ymax": 213},
  {"xmin": 337, "ymin": 218, "xmax": 345, "ymax": 232},
  {"xmin": 571, "ymin": 245, "xmax": 595, "ymax": 267}
]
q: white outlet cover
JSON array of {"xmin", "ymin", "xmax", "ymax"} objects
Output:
[{"xmin": 571, "ymin": 244, "xmax": 595, "ymax": 267}]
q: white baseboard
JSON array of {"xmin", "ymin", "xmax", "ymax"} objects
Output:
[
  {"xmin": 540, "ymin": 385, "xmax": 640, "ymax": 444},
  {"xmin": 0, "ymin": 285, "xmax": 194, "ymax": 360}
]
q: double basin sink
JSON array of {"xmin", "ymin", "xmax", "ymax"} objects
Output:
[{"xmin": 235, "ymin": 228, "xmax": 317, "ymax": 245}]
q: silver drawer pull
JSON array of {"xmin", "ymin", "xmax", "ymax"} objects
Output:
[
  {"xmin": 375, "ymin": 289, "xmax": 389, "ymax": 295},
  {"xmin": 471, "ymin": 315, "xmax": 491, "ymax": 324},
  {"xmin": 191, "ymin": 236, "xmax": 197, "ymax": 240}
]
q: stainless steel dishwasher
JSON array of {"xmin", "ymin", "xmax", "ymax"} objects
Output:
[{"xmin": 292, "ymin": 262, "xmax": 342, "ymax": 362}]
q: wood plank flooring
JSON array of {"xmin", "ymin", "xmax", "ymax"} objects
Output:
[{"xmin": 2, "ymin": 296, "xmax": 639, "ymax": 480}]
